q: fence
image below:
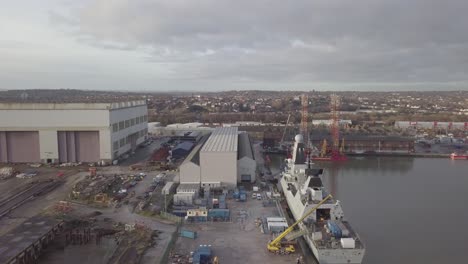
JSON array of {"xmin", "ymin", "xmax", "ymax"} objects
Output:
[
  {"xmin": 160, "ymin": 222, "xmax": 181, "ymax": 264},
  {"xmin": 160, "ymin": 211, "xmax": 183, "ymax": 223}
]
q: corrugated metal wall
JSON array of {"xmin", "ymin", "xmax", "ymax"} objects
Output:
[
  {"xmin": 58, "ymin": 131, "xmax": 100, "ymax": 163},
  {"xmin": 0, "ymin": 131, "xmax": 40, "ymax": 163}
]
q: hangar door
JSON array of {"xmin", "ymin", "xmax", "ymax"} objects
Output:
[
  {"xmin": 241, "ymin": 174, "xmax": 252, "ymax": 182},
  {"xmin": 0, "ymin": 131, "xmax": 40, "ymax": 163},
  {"xmin": 58, "ymin": 131, "xmax": 100, "ymax": 163}
]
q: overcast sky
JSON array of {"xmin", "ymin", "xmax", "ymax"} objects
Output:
[{"xmin": 1, "ymin": 0, "xmax": 468, "ymax": 91}]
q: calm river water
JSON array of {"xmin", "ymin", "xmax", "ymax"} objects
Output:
[{"xmin": 272, "ymin": 156, "xmax": 468, "ymax": 264}]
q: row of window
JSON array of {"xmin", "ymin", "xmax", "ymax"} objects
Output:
[
  {"xmin": 112, "ymin": 128, "xmax": 148, "ymax": 150},
  {"xmin": 112, "ymin": 115, "xmax": 148, "ymax": 132}
]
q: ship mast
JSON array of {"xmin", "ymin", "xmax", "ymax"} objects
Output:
[{"xmin": 301, "ymin": 94, "xmax": 311, "ymax": 167}]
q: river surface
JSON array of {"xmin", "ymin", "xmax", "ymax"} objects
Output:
[{"xmin": 271, "ymin": 156, "xmax": 468, "ymax": 264}]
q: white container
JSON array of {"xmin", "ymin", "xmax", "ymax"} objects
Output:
[
  {"xmin": 253, "ymin": 186, "xmax": 259, "ymax": 192},
  {"xmin": 340, "ymin": 238, "xmax": 356, "ymax": 249}
]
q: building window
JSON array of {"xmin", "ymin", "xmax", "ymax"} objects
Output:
[
  {"xmin": 119, "ymin": 121, "xmax": 124, "ymax": 130},
  {"xmin": 140, "ymin": 116, "xmax": 144, "ymax": 123},
  {"xmin": 135, "ymin": 117, "xmax": 140, "ymax": 124},
  {"xmin": 113, "ymin": 141, "xmax": 119, "ymax": 150},
  {"xmin": 119, "ymin": 138, "xmax": 125, "ymax": 147},
  {"xmin": 125, "ymin": 120, "xmax": 130, "ymax": 128},
  {"xmin": 112, "ymin": 123, "xmax": 118, "ymax": 132},
  {"xmin": 131, "ymin": 118, "xmax": 135, "ymax": 126}
]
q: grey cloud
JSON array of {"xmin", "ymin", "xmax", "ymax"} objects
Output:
[{"xmin": 56, "ymin": 0, "xmax": 468, "ymax": 88}]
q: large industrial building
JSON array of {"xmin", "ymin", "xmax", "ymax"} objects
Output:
[
  {"xmin": 0, "ymin": 101, "xmax": 148, "ymax": 163},
  {"xmin": 179, "ymin": 127, "xmax": 256, "ymax": 189}
]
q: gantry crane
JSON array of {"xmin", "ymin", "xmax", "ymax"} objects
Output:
[{"xmin": 267, "ymin": 194, "xmax": 333, "ymax": 254}]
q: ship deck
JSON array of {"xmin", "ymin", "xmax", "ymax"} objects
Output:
[{"xmin": 306, "ymin": 220, "xmax": 365, "ymax": 250}]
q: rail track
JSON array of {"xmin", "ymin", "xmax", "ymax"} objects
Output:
[{"xmin": 0, "ymin": 180, "xmax": 62, "ymax": 218}]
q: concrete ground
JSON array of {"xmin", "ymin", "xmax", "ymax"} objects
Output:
[{"xmin": 173, "ymin": 193, "xmax": 303, "ymax": 264}]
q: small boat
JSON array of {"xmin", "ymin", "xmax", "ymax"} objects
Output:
[{"xmin": 450, "ymin": 153, "xmax": 468, "ymax": 160}]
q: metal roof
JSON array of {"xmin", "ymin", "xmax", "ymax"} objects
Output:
[
  {"xmin": 238, "ymin": 133, "xmax": 254, "ymax": 160},
  {"xmin": 182, "ymin": 134, "xmax": 211, "ymax": 166},
  {"xmin": 201, "ymin": 127, "xmax": 238, "ymax": 152},
  {"xmin": 173, "ymin": 141, "xmax": 195, "ymax": 151}
]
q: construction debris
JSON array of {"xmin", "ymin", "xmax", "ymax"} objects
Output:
[{"xmin": 0, "ymin": 167, "xmax": 15, "ymax": 180}]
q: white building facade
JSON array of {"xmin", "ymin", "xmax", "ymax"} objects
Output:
[
  {"xmin": 0, "ymin": 101, "xmax": 148, "ymax": 163},
  {"xmin": 179, "ymin": 128, "xmax": 256, "ymax": 189},
  {"xmin": 237, "ymin": 132, "xmax": 256, "ymax": 183},
  {"xmin": 200, "ymin": 127, "xmax": 238, "ymax": 188}
]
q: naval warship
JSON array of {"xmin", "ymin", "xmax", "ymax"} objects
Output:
[{"xmin": 279, "ymin": 134, "xmax": 365, "ymax": 263}]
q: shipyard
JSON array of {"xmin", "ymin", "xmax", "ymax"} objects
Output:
[
  {"xmin": 0, "ymin": 90, "xmax": 465, "ymax": 264},
  {"xmin": 4, "ymin": 0, "xmax": 468, "ymax": 263}
]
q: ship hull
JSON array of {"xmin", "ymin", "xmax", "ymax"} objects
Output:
[{"xmin": 451, "ymin": 154, "xmax": 468, "ymax": 160}]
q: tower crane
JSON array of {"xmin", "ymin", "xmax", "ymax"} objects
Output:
[{"xmin": 267, "ymin": 194, "xmax": 333, "ymax": 254}]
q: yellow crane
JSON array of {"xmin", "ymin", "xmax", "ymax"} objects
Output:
[{"xmin": 267, "ymin": 194, "xmax": 333, "ymax": 254}]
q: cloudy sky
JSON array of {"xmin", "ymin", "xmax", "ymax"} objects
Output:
[{"xmin": 1, "ymin": 0, "xmax": 467, "ymax": 91}]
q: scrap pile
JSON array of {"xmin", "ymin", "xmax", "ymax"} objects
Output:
[
  {"xmin": 71, "ymin": 174, "xmax": 123, "ymax": 201},
  {"xmin": 0, "ymin": 167, "xmax": 15, "ymax": 180},
  {"xmin": 107, "ymin": 223, "xmax": 159, "ymax": 264},
  {"xmin": 71, "ymin": 174, "xmax": 144, "ymax": 205}
]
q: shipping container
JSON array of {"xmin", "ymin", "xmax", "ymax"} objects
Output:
[
  {"xmin": 208, "ymin": 209, "xmax": 230, "ymax": 220},
  {"xmin": 340, "ymin": 238, "xmax": 356, "ymax": 249},
  {"xmin": 180, "ymin": 229, "xmax": 197, "ymax": 239}
]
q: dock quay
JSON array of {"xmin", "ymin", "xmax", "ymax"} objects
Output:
[{"xmin": 0, "ymin": 216, "xmax": 64, "ymax": 264}]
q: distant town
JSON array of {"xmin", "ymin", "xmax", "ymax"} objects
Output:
[
  {"xmin": 0, "ymin": 88, "xmax": 466, "ymax": 264},
  {"xmin": 1, "ymin": 89, "xmax": 467, "ymax": 126}
]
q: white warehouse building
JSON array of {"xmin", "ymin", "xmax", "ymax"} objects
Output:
[
  {"xmin": 179, "ymin": 127, "xmax": 256, "ymax": 189},
  {"xmin": 0, "ymin": 101, "xmax": 148, "ymax": 164}
]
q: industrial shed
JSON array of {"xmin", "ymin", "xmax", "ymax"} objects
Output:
[
  {"xmin": 179, "ymin": 127, "xmax": 256, "ymax": 189},
  {"xmin": 200, "ymin": 127, "xmax": 238, "ymax": 188},
  {"xmin": 237, "ymin": 132, "xmax": 256, "ymax": 183},
  {"xmin": 0, "ymin": 101, "xmax": 148, "ymax": 163},
  {"xmin": 179, "ymin": 135, "xmax": 210, "ymax": 184}
]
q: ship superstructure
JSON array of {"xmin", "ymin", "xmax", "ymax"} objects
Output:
[{"xmin": 280, "ymin": 134, "xmax": 365, "ymax": 263}]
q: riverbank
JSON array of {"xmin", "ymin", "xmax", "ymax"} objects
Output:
[{"xmin": 346, "ymin": 152, "xmax": 450, "ymax": 158}]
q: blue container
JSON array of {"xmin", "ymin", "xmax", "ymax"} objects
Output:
[
  {"xmin": 208, "ymin": 209, "xmax": 230, "ymax": 219},
  {"xmin": 239, "ymin": 193, "xmax": 246, "ymax": 202},
  {"xmin": 180, "ymin": 229, "xmax": 197, "ymax": 239},
  {"xmin": 327, "ymin": 220, "xmax": 342, "ymax": 238},
  {"xmin": 233, "ymin": 189, "xmax": 240, "ymax": 199},
  {"xmin": 193, "ymin": 245, "xmax": 212, "ymax": 264},
  {"xmin": 219, "ymin": 194, "xmax": 226, "ymax": 202}
]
